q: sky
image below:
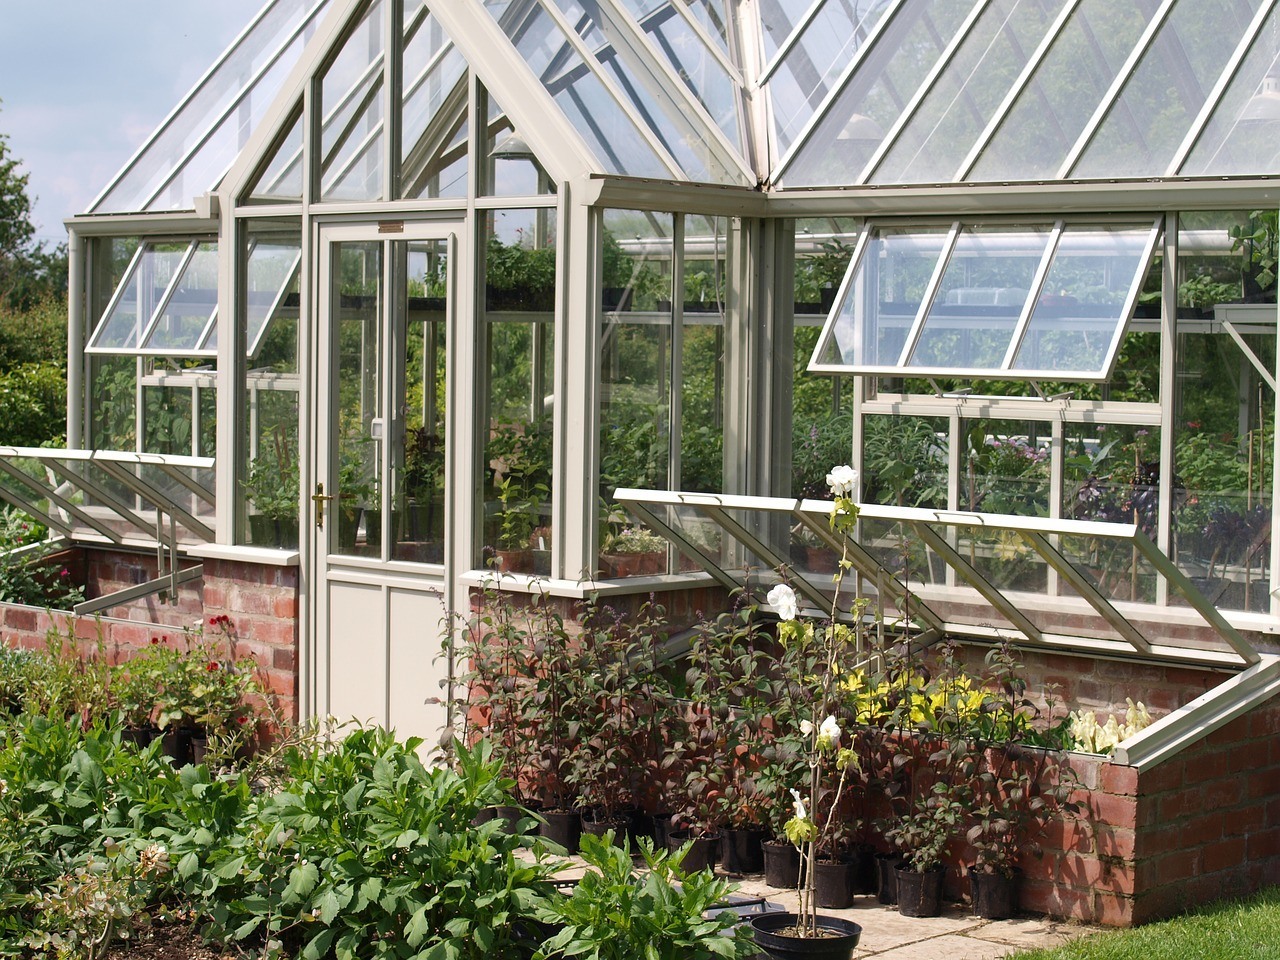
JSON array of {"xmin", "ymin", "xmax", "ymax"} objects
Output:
[{"xmin": 0, "ymin": 1, "xmax": 265, "ymax": 245}]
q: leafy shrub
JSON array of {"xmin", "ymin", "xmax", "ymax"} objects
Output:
[
  {"xmin": 536, "ymin": 833, "xmax": 754, "ymax": 960},
  {"xmin": 169, "ymin": 732, "xmax": 555, "ymax": 959},
  {"xmin": 0, "ymin": 360, "xmax": 66, "ymax": 446},
  {"xmin": 0, "ymin": 508, "xmax": 85, "ymax": 609}
]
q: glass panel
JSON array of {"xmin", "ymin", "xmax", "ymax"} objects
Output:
[
  {"xmin": 1012, "ymin": 223, "xmax": 1155, "ymax": 374},
  {"xmin": 681, "ymin": 215, "xmax": 726, "ymax": 494},
  {"xmin": 486, "ymin": 0, "xmax": 672, "ymax": 178},
  {"xmin": 862, "ymin": 414, "xmax": 947, "ymax": 508},
  {"xmin": 1181, "ymin": 5, "xmax": 1280, "ymax": 176},
  {"xmin": 685, "ymin": 0, "xmax": 730, "ymax": 54},
  {"xmin": 600, "ymin": 210, "xmax": 674, "ymax": 577},
  {"xmin": 93, "ymin": 0, "xmax": 327, "ymax": 212},
  {"xmin": 1072, "ymin": 0, "xmax": 1264, "ymax": 179},
  {"xmin": 767, "ymin": 0, "xmax": 897, "ymax": 153},
  {"xmin": 1173, "ymin": 213, "xmax": 1274, "ymax": 611},
  {"xmin": 552, "ymin": 0, "xmax": 728, "ymax": 181},
  {"xmin": 813, "ymin": 226, "xmax": 950, "ymax": 368},
  {"xmin": 963, "ymin": 419, "xmax": 1050, "ymax": 516},
  {"xmin": 633, "ymin": 4, "xmax": 742, "ymax": 150},
  {"xmin": 392, "ymin": 240, "xmax": 448, "ymax": 563},
  {"xmin": 155, "ymin": 34, "xmax": 305, "ymax": 211},
  {"xmin": 873, "ymin": 0, "xmax": 1070, "ymax": 184},
  {"xmin": 401, "ymin": 7, "xmax": 469, "ymax": 199},
  {"xmin": 247, "ymin": 239, "xmax": 304, "ymax": 357},
  {"xmin": 320, "ymin": 0, "xmax": 387, "ymax": 202},
  {"xmin": 140, "ymin": 242, "xmax": 219, "ymax": 353},
  {"xmin": 244, "ymin": 107, "xmax": 305, "ymax": 204},
  {"xmin": 781, "ymin": 1, "xmax": 979, "ymax": 187},
  {"xmin": 908, "ymin": 224, "xmax": 1048, "ymax": 370},
  {"xmin": 334, "ymin": 241, "xmax": 383, "ymax": 557},
  {"xmin": 1059, "ymin": 532, "xmax": 1159, "ymax": 605},
  {"xmin": 971, "ymin": 0, "xmax": 1158, "ymax": 182},
  {"xmin": 142, "ymin": 384, "xmax": 195, "ymax": 456},
  {"xmin": 88, "ymin": 243, "xmax": 192, "ymax": 352},
  {"xmin": 482, "ymin": 209, "xmax": 557, "ymax": 574},
  {"xmin": 483, "ymin": 89, "xmax": 554, "ymax": 197},
  {"xmin": 89, "ymin": 357, "xmax": 137, "ymax": 451},
  {"xmin": 243, "ymin": 220, "xmax": 302, "ymax": 549}
]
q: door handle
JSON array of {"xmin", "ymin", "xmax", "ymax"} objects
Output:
[{"xmin": 312, "ymin": 482, "xmax": 334, "ymax": 529}]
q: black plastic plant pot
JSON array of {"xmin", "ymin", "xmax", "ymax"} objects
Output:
[
  {"xmin": 538, "ymin": 809, "xmax": 582, "ymax": 854},
  {"xmin": 895, "ymin": 864, "xmax": 945, "ymax": 918},
  {"xmin": 721, "ymin": 827, "xmax": 768, "ymax": 874},
  {"xmin": 813, "ymin": 858, "xmax": 857, "ymax": 909},
  {"xmin": 750, "ymin": 913, "xmax": 862, "ymax": 960},
  {"xmin": 969, "ymin": 867, "xmax": 1017, "ymax": 920},
  {"xmin": 875, "ymin": 853, "xmax": 903, "ymax": 905},
  {"xmin": 667, "ymin": 829, "xmax": 720, "ymax": 872},
  {"xmin": 763, "ymin": 841, "xmax": 802, "ymax": 889}
]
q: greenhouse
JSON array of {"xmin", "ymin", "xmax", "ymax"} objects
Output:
[{"xmin": 3, "ymin": 0, "xmax": 1280, "ymax": 921}]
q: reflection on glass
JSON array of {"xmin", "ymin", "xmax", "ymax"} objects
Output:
[
  {"xmin": 909, "ymin": 225, "xmax": 1048, "ymax": 369},
  {"xmin": 964, "ymin": 419, "xmax": 1050, "ymax": 518},
  {"xmin": 1071, "ymin": 0, "xmax": 1262, "ymax": 179},
  {"xmin": 245, "ymin": 110, "xmax": 305, "ymax": 204},
  {"xmin": 681, "ymin": 215, "xmax": 725, "ymax": 494},
  {"xmin": 815, "ymin": 226, "xmax": 949, "ymax": 368},
  {"xmin": 401, "ymin": 7, "xmax": 468, "ymax": 200},
  {"xmin": 89, "ymin": 243, "xmax": 190, "ymax": 352},
  {"xmin": 862, "ymin": 415, "xmax": 947, "ymax": 508},
  {"xmin": 334, "ymin": 241, "xmax": 383, "ymax": 557},
  {"xmin": 781, "ymin": 0, "xmax": 975, "ymax": 186},
  {"xmin": 393, "ymin": 240, "xmax": 448, "ymax": 563},
  {"xmin": 1012, "ymin": 224, "xmax": 1153, "ymax": 374},
  {"xmin": 1183, "ymin": 5, "xmax": 1280, "ymax": 176},
  {"xmin": 971, "ymin": 0, "xmax": 1154, "ymax": 182},
  {"xmin": 1059, "ymin": 534, "xmax": 1157, "ymax": 605},
  {"xmin": 142, "ymin": 243, "xmax": 219, "ymax": 353}
]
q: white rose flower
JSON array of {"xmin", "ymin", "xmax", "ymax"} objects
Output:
[
  {"xmin": 825, "ymin": 464, "xmax": 858, "ymax": 498},
  {"xmin": 767, "ymin": 583, "xmax": 798, "ymax": 621}
]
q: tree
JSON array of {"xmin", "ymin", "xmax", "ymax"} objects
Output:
[{"xmin": 0, "ymin": 106, "xmax": 67, "ymax": 310}]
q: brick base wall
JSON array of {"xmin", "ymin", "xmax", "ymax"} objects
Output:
[{"xmin": 0, "ymin": 546, "xmax": 300, "ymax": 721}]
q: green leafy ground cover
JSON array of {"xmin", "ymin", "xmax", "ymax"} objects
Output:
[{"xmin": 1012, "ymin": 888, "xmax": 1280, "ymax": 960}]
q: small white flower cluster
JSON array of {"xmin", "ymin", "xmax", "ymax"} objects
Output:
[
  {"xmin": 766, "ymin": 583, "xmax": 798, "ymax": 621},
  {"xmin": 139, "ymin": 842, "xmax": 170, "ymax": 877},
  {"xmin": 1067, "ymin": 698, "xmax": 1153, "ymax": 754}
]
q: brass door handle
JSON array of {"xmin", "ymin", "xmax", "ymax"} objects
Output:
[{"xmin": 312, "ymin": 482, "xmax": 334, "ymax": 529}]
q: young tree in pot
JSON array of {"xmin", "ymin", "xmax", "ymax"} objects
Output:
[
  {"xmin": 750, "ymin": 465, "xmax": 864, "ymax": 959},
  {"xmin": 885, "ymin": 781, "xmax": 967, "ymax": 917}
]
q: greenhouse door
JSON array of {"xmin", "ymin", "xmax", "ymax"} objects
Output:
[{"xmin": 312, "ymin": 221, "xmax": 458, "ymax": 739}]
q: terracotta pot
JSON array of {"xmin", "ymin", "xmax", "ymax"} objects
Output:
[
  {"xmin": 813, "ymin": 858, "xmax": 856, "ymax": 909},
  {"xmin": 722, "ymin": 827, "xmax": 768, "ymax": 874},
  {"xmin": 750, "ymin": 913, "xmax": 861, "ymax": 960},
  {"xmin": 969, "ymin": 867, "xmax": 1017, "ymax": 920},
  {"xmin": 763, "ymin": 840, "xmax": 802, "ymax": 889},
  {"xmin": 538, "ymin": 809, "xmax": 581, "ymax": 854},
  {"xmin": 875, "ymin": 853, "xmax": 904, "ymax": 905},
  {"xmin": 667, "ymin": 829, "xmax": 720, "ymax": 872},
  {"xmin": 895, "ymin": 864, "xmax": 945, "ymax": 917}
]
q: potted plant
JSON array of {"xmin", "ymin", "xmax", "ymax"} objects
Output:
[
  {"xmin": 599, "ymin": 503, "xmax": 667, "ymax": 578},
  {"xmin": 244, "ymin": 427, "xmax": 299, "ymax": 549},
  {"xmin": 885, "ymin": 782, "xmax": 966, "ymax": 917},
  {"xmin": 750, "ymin": 465, "xmax": 864, "ymax": 960}
]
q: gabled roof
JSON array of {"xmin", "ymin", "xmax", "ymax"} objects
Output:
[{"xmin": 88, "ymin": 0, "xmax": 1280, "ymax": 213}]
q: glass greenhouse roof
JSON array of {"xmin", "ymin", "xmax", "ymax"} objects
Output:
[
  {"xmin": 92, "ymin": 0, "xmax": 330, "ymax": 214},
  {"xmin": 87, "ymin": 0, "xmax": 1280, "ymax": 208}
]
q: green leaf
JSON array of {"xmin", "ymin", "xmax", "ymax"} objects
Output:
[
  {"xmin": 317, "ymin": 886, "xmax": 342, "ymax": 925},
  {"xmin": 288, "ymin": 861, "xmax": 320, "ymax": 899},
  {"xmin": 233, "ymin": 917, "xmax": 263, "ymax": 941},
  {"xmin": 177, "ymin": 851, "xmax": 199, "ymax": 879},
  {"xmin": 405, "ymin": 906, "xmax": 430, "ymax": 948}
]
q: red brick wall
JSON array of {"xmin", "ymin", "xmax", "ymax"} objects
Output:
[{"xmin": 0, "ymin": 547, "xmax": 300, "ymax": 722}]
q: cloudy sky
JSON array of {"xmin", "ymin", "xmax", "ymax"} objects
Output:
[{"xmin": 0, "ymin": 1, "xmax": 264, "ymax": 244}]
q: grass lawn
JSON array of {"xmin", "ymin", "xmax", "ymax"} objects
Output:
[{"xmin": 1012, "ymin": 887, "xmax": 1280, "ymax": 960}]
